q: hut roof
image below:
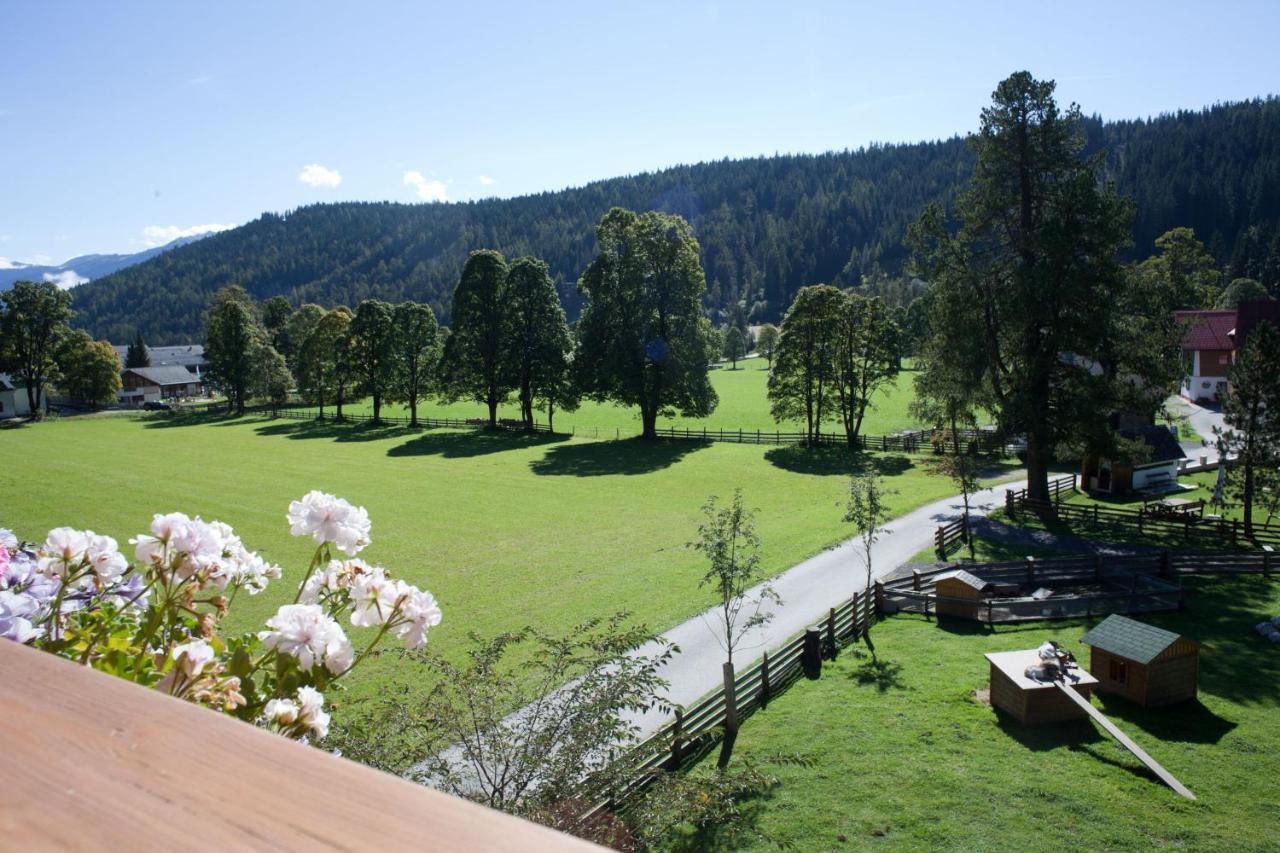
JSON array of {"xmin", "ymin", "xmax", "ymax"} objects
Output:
[
  {"xmin": 1119, "ymin": 425, "xmax": 1186, "ymax": 464},
  {"xmin": 935, "ymin": 569, "xmax": 990, "ymax": 592},
  {"xmin": 1080, "ymin": 614, "xmax": 1187, "ymax": 664}
]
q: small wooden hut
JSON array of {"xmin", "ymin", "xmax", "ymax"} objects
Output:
[
  {"xmin": 935, "ymin": 569, "xmax": 990, "ymax": 620},
  {"xmin": 985, "ymin": 649, "xmax": 1098, "ymax": 725},
  {"xmin": 1080, "ymin": 615, "xmax": 1199, "ymax": 708}
]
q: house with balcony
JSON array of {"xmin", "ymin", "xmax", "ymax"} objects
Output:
[{"xmin": 119, "ymin": 365, "xmax": 206, "ymax": 406}]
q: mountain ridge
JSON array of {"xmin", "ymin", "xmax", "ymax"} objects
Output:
[
  {"xmin": 1, "ymin": 233, "xmax": 216, "ymax": 293},
  {"xmin": 71, "ymin": 97, "xmax": 1280, "ymax": 344}
]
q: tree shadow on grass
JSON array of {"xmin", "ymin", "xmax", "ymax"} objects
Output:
[
  {"xmin": 529, "ymin": 438, "xmax": 708, "ymax": 477},
  {"xmin": 252, "ymin": 418, "xmax": 419, "ymax": 444},
  {"xmin": 847, "ymin": 650, "xmax": 906, "ymax": 692},
  {"xmin": 388, "ymin": 428, "xmax": 568, "ymax": 459},
  {"xmin": 764, "ymin": 446, "xmax": 914, "ymax": 477}
]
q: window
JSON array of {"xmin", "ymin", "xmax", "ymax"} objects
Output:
[{"xmin": 1109, "ymin": 657, "xmax": 1127, "ymax": 684}]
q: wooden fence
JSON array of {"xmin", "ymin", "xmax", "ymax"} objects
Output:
[
  {"xmin": 935, "ymin": 515, "xmax": 969, "ymax": 559},
  {"xmin": 1005, "ymin": 483, "xmax": 1280, "ymax": 548},
  {"xmin": 588, "ymin": 588, "xmax": 877, "ymax": 817}
]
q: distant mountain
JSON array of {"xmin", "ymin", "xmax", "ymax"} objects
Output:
[
  {"xmin": 0, "ymin": 233, "xmax": 215, "ymax": 292},
  {"xmin": 71, "ymin": 97, "xmax": 1280, "ymax": 345}
]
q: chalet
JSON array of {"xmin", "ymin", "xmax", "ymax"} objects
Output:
[
  {"xmin": 112, "ymin": 344, "xmax": 207, "ymax": 382},
  {"xmin": 1176, "ymin": 301, "xmax": 1280, "ymax": 403},
  {"xmin": 1080, "ymin": 614, "xmax": 1199, "ymax": 708},
  {"xmin": 119, "ymin": 366, "xmax": 205, "ymax": 406},
  {"xmin": 0, "ymin": 373, "xmax": 46, "ymax": 419},
  {"xmin": 1081, "ymin": 424, "xmax": 1185, "ymax": 496}
]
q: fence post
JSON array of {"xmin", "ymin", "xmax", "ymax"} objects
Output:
[
  {"xmin": 1160, "ymin": 549, "xmax": 1171, "ymax": 578},
  {"xmin": 1094, "ymin": 554, "xmax": 1103, "ymax": 581},
  {"xmin": 912, "ymin": 569, "xmax": 921, "ymax": 592},
  {"xmin": 827, "ymin": 608, "xmax": 838, "ymax": 656},
  {"xmin": 987, "ymin": 597, "xmax": 994, "ymax": 625},
  {"xmin": 666, "ymin": 707, "xmax": 684, "ymax": 769},
  {"xmin": 1264, "ymin": 545, "xmax": 1274, "ymax": 578},
  {"xmin": 802, "ymin": 627, "xmax": 822, "ymax": 679},
  {"xmin": 1005, "ymin": 489, "xmax": 1015, "ymax": 515},
  {"xmin": 874, "ymin": 581, "xmax": 885, "ymax": 618},
  {"xmin": 1232, "ymin": 518, "xmax": 1239, "ymax": 544},
  {"xmin": 1026, "ymin": 556, "xmax": 1035, "ymax": 584},
  {"xmin": 759, "ymin": 651, "xmax": 771, "ymax": 708},
  {"xmin": 722, "ymin": 662, "xmax": 739, "ymax": 735}
]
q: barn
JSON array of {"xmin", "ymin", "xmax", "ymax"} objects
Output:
[{"xmin": 1080, "ymin": 615, "xmax": 1199, "ymax": 708}]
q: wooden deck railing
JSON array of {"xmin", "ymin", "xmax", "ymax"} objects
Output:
[{"xmin": 0, "ymin": 640, "xmax": 597, "ymax": 851}]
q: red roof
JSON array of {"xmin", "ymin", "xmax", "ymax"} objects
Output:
[{"xmin": 1174, "ymin": 309, "xmax": 1236, "ymax": 351}]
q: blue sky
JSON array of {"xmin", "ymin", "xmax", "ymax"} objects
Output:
[{"xmin": 2, "ymin": 0, "xmax": 1278, "ymax": 267}]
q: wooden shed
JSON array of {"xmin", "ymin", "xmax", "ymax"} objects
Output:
[
  {"xmin": 935, "ymin": 569, "xmax": 990, "ymax": 620},
  {"xmin": 985, "ymin": 649, "xmax": 1098, "ymax": 725},
  {"xmin": 1080, "ymin": 615, "xmax": 1199, "ymax": 708}
]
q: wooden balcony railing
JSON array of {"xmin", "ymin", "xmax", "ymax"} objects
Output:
[{"xmin": 0, "ymin": 640, "xmax": 598, "ymax": 851}]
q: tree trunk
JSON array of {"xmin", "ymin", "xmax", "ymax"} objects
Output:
[
  {"xmin": 409, "ymin": 393, "xmax": 418, "ymax": 427},
  {"xmin": 372, "ymin": 392, "xmax": 382, "ymax": 424},
  {"xmin": 487, "ymin": 397, "xmax": 498, "ymax": 429},
  {"xmin": 717, "ymin": 660, "xmax": 739, "ymax": 769},
  {"xmin": 641, "ymin": 405, "xmax": 658, "ymax": 439},
  {"xmin": 1025, "ymin": 427, "xmax": 1051, "ymax": 502}
]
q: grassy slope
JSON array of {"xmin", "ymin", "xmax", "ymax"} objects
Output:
[
  {"xmin": 0, "ymin": 413, "xmax": 962, "ymax": 707},
  {"xmin": 343, "ymin": 359, "xmax": 924, "ymax": 436},
  {"xmin": 696, "ymin": 576, "xmax": 1280, "ymax": 851}
]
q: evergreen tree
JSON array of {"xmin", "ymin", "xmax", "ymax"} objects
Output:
[
  {"xmin": 576, "ymin": 208, "xmax": 718, "ymax": 438},
  {"xmin": 440, "ymin": 250, "xmax": 512, "ymax": 428},
  {"xmin": 1222, "ymin": 321, "xmax": 1280, "ymax": 537},
  {"xmin": 0, "ymin": 280, "xmax": 73, "ymax": 417},
  {"xmin": 348, "ymin": 299, "xmax": 397, "ymax": 424},
  {"xmin": 1216, "ymin": 277, "xmax": 1272, "ymax": 309},
  {"xmin": 203, "ymin": 286, "xmax": 261, "ymax": 415},
  {"xmin": 909, "ymin": 71, "xmax": 1134, "ymax": 501},
  {"xmin": 125, "ymin": 329, "xmax": 150, "ymax": 368},
  {"xmin": 391, "ymin": 301, "xmax": 439, "ymax": 427},
  {"xmin": 1137, "ymin": 228, "xmax": 1222, "ymax": 310},
  {"xmin": 767, "ymin": 284, "xmax": 844, "ymax": 445},
  {"xmin": 503, "ymin": 257, "xmax": 571, "ymax": 429}
]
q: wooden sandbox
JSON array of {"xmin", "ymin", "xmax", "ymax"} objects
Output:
[{"xmin": 984, "ymin": 649, "xmax": 1098, "ymax": 725}]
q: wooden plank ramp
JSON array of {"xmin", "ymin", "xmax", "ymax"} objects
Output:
[{"xmin": 1053, "ymin": 681, "xmax": 1196, "ymax": 800}]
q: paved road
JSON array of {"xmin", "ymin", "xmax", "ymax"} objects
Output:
[
  {"xmin": 622, "ymin": 475, "xmax": 1027, "ymax": 738},
  {"xmin": 1169, "ymin": 397, "xmax": 1227, "ymax": 469}
]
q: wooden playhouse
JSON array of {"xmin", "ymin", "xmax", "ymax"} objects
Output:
[
  {"xmin": 934, "ymin": 569, "xmax": 990, "ymax": 620},
  {"xmin": 1080, "ymin": 614, "xmax": 1200, "ymax": 708},
  {"xmin": 984, "ymin": 649, "xmax": 1098, "ymax": 725}
]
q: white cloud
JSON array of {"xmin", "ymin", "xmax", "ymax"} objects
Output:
[
  {"xmin": 403, "ymin": 171, "xmax": 448, "ymax": 202},
  {"xmin": 298, "ymin": 163, "xmax": 342, "ymax": 188},
  {"xmin": 141, "ymin": 223, "xmax": 235, "ymax": 248},
  {"xmin": 44, "ymin": 270, "xmax": 89, "ymax": 289},
  {"xmin": 0, "ymin": 234, "xmax": 12, "ymax": 242},
  {"xmin": 477, "ymin": 175, "xmax": 496, "ymax": 186},
  {"xmin": 0, "ymin": 257, "xmax": 22, "ymax": 269}
]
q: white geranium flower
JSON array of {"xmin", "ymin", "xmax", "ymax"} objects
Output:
[
  {"xmin": 264, "ymin": 697, "xmax": 300, "ymax": 726},
  {"xmin": 84, "ymin": 533, "xmax": 128, "ymax": 586},
  {"xmin": 171, "ymin": 639, "xmax": 216, "ymax": 676},
  {"xmin": 0, "ymin": 528, "xmax": 17, "ymax": 551},
  {"xmin": 295, "ymin": 686, "xmax": 331, "ymax": 739},
  {"xmin": 258, "ymin": 604, "xmax": 354, "ymax": 674},
  {"xmin": 391, "ymin": 583, "xmax": 442, "ymax": 649},
  {"xmin": 348, "ymin": 566, "xmax": 397, "ymax": 628},
  {"xmin": 299, "ymin": 559, "xmax": 368, "ymax": 604},
  {"xmin": 287, "ymin": 491, "xmax": 371, "ymax": 556},
  {"xmin": 37, "ymin": 527, "xmax": 92, "ymax": 579}
]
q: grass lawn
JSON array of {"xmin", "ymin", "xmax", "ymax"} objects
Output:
[
  {"xmin": 342, "ymin": 359, "xmax": 926, "ymax": 437},
  {"xmin": 691, "ymin": 575, "xmax": 1280, "ymax": 851},
  {"xmin": 0, "ymin": 412, "xmax": 977, "ymax": 711}
]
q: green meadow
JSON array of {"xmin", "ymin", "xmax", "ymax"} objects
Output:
[
  {"xmin": 1, "ymin": 410, "xmax": 970, "ymax": 707},
  {"xmin": 344, "ymin": 358, "xmax": 924, "ymax": 437}
]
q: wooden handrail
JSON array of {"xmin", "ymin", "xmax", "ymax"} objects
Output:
[{"xmin": 0, "ymin": 640, "xmax": 598, "ymax": 851}]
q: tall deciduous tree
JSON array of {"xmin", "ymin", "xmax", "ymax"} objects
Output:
[
  {"xmin": 909, "ymin": 71, "xmax": 1134, "ymax": 501},
  {"xmin": 57, "ymin": 331, "xmax": 122, "ymax": 409},
  {"xmin": 348, "ymin": 299, "xmax": 397, "ymax": 424},
  {"xmin": 503, "ymin": 257, "xmax": 572, "ymax": 429},
  {"xmin": 843, "ymin": 473, "xmax": 892, "ymax": 640},
  {"xmin": 203, "ymin": 285, "xmax": 260, "ymax": 414},
  {"xmin": 125, "ymin": 329, "xmax": 150, "ymax": 368},
  {"xmin": 261, "ymin": 295, "xmax": 293, "ymax": 354},
  {"xmin": 833, "ymin": 294, "xmax": 898, "ymax": 446},
  {"xmin": 441, "ymin": 250, "xmax": 512, "ymax": 428},
  {"xmin": 1222, "ymin": 321, "xmax": 1280, "ymax": 536},
  {"xmin": 576, "ymin": 208, "xmax": 718, "ymax": 439},
  {"xmin": 0, "ymin": 280, "xmax": 73, "ymax": 417},
  {"xmin": 391, "ymin": 301, "xmax": 439, "ymax": 427},
  {"xmin": 767, "ymin": 284, "xmax": 844, "ymax": 445},
  {"xmin": 299, "ymin": 307, "xmax": 351, "ymax": 418},
  {"xmin": 722, "ymin": 326, "xmax": 746, "ymax": 368},
  {"xmin": 283, "ymin": 303, "xmax": 326, "ymax": 374},
  {"xmin": 755, "ymin": 323, "xmax": 780, "ymax": 367},
  {"xmin": 249, "ymin": 340, "xmax": 292, "ymax": 412},
  {"xmin": 1216, "ymin": 277, "xmax": 1271, "ymax": 309}
]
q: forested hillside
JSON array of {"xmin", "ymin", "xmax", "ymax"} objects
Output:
[{"xmin": 71, "ymin": 97, "xmax": 1280, "ymax": 344}]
